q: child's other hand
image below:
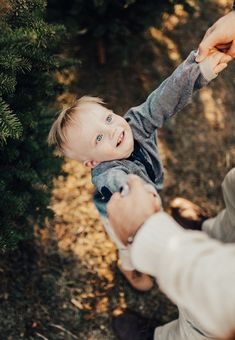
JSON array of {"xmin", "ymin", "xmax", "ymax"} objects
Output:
[{"xmin": 207, "ymin": 49, "xmax": 232, "ymax": 74}]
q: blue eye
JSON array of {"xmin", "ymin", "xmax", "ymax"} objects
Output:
[
  {"xmin": 106, "ymin": 114, "xmax": 112, "ymax": 123},
  {"xmin": 96, "ymin": 134, "xmax": 103, "ymax": 143}
]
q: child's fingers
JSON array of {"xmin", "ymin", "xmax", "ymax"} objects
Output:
[
  {"xmin": 219, "ymin": 54, "xmax": 232, "ymax": 63},
  {"xmin": 213, "ymin": 63, "xmax": 228, "ymax": 74},
  {"xmin": 210, "ymin": 50, "xmax": 226, "ymax": 65},
  {"xmin": 208, "ymin": 51, "xmax": 230, "ymax": 70}
]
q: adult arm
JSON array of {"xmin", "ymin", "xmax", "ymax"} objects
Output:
[
  {"xmin": 107, "ymin": 177, "xmax": 235, "ymax": 338},
  {"xmin": 131, "ymin": 212, "xmax": 235, "ymax": 338}
]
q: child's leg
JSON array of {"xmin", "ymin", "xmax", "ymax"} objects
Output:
[
  {"xmin": 202, "ymin": 168, "xmax": 235, "ymax": 243},
  {"xmin": 100, "ymin": 215, "xmax": 133, "ymax": 268},
  {"xmin": 100, "ymin": 215, "xmax": 153, "ymax": 291},
  {"xmin": 154, "ymin": 308, "xmax": 214, "ymax": 340},
  {"xmin": 93, "ymin": 193, "xmax": 133, "ymax": 269}
]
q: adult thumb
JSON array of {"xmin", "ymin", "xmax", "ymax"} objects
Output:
[
  {"xmin": 196, "ymin": 30, "xmax": 219, "ymax": 62},
  {"xmin": 196, "ymin": 43, "xmax": 210, "ymax": 62}
]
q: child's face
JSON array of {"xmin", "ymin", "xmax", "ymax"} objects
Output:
[{"xmin": 64, "ymin": 103, "xmax": 134, "ymax": 168}]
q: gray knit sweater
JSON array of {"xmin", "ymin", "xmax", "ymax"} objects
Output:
[{"xmin": 92, "ymin": 51, "xmax": 211, "ymax": 215}]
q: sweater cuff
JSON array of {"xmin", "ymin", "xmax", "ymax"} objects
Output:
[{"xmin": 130, "ymin": 212, "xmax": 184, "ymax": 276}]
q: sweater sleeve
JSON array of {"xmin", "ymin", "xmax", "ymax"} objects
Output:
[
  {"xmin": 125, "ymin": 51, "xmax": 216, "ymax": 138},
  {"xmin": 130, "ymin": 212, "xmax": 235, "ymax": 338}
]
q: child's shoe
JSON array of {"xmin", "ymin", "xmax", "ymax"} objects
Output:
[
  {"xmin": 118, "ymin": 260, "xmax": 153, "ymax": 292},
  {"xmin": 169, "ymin": 197, "xmax": 209, "ymax": 230},
  {"xmin": 112, "ymin": 309, "xmax": 157, "ymax": 340}
]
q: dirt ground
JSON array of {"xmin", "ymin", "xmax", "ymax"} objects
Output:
[{"xmin": 1, "ymin": 0, "xmax": 235, "ymax": 339}]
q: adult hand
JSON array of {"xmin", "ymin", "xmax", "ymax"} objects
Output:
[
  {"xmin": 196, "ymin": 11, "xmax": 235, "ymax": 62},
  {"xmin": 107, "ymin": 175, "xmax": 161, "ymax": 245}
]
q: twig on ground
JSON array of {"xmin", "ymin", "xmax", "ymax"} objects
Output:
[
  {"xmin": 35, "ymin": 332, "xmax": 49, "ymax": 340},
  {"xmin": 49, "ymin": 323, "xmax": 79, "ymax": 339}
]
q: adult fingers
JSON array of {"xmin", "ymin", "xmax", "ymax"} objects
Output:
[
  {"xmin": 107, "ymin": 192, "xmax": 121, "ymax": 212},
  {"xmin": 153, "ymin": 196, "xmax": 161, "ymax": 212},
  {"xmin": 128, "ymin": 175, "xmax": 160, "ymax": 212},
  {"xmin": 127, "ymin": 175, "xmax": 145, "ymax": 193},
  {"xmin": 196, "ymin": 45, "xmax": 210, "ymax": 63},
  {"xmin": 111, "ymin": 192, "xmax": 121, "ymax": 200},
  {"xmin": 196, "ymin": 28, "xmax": 223, "ymax": 62},
  {"xmin": 107, "ymin": 192, "xmax": 125, "ymax": 225}
]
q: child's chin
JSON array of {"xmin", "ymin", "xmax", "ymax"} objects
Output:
[{"xmin": 122, "ymin": 148, "xmax": 132, "ymax": 159}]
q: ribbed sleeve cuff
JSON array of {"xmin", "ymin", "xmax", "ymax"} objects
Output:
[{"xmin": 130, "ymin": 212, "xmax": 184, "ymax": 276}]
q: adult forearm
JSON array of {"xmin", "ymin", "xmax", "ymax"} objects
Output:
[{"xmin": 131, "ymin": 212, "xmax": 235, "ymax": 338}]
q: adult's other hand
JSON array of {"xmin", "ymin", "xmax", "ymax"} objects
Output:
[{"xmin": 107, "ymin": 175, "xmax": 161, "ymax": 245}]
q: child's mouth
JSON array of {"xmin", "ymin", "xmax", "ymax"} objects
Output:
[{"xmin": 116, "ymin": 131, "xmax": 124, "ymax": 147}]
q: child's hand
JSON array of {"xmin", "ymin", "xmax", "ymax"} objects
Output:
[{"xmin": 206, "ymin": 49, "xmax": 232, "ymax": 74}]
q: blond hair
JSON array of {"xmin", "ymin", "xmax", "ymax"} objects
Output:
[{"xmin": 48, "ymin": 96, "xmax": 105, "ymax": 156}]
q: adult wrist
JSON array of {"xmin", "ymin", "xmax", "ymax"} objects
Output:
[
  {"xmin": 130, "ymin": 212, "xmax": 185, "ymax": 276},
  {"xmin": 125, "ymin": 222, "xmax": 143, "ymax": 245},
  {"xmin": 125, "ymin": 209, "xmax": 161, "ymax": 245}
]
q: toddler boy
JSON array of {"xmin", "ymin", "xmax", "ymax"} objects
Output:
[{"xmin": 48, "ymin": 49, "xmax": 230, "ymax": 290}]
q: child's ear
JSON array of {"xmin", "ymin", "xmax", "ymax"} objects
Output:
[{"xmin": 83, "ymin": 160, "xmax": 100, "ymax": 168}]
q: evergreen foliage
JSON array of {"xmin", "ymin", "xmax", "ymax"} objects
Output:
[
  {"xmin": 0, "ymin": 0, "xmax": 66, "ymax": 250},
  {"xmin": 48, "ymin": 0, "xmax": 194, "ymax": 63}
]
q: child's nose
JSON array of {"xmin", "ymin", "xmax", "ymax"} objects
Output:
[{"xmin": 109, "ymin": 126, "xmax": 117, "ymax": 140}]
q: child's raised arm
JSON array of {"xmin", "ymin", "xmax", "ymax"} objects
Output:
[{"xmin": 125, "ymin": 50, "xmax": 231, "ymax": 139}]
